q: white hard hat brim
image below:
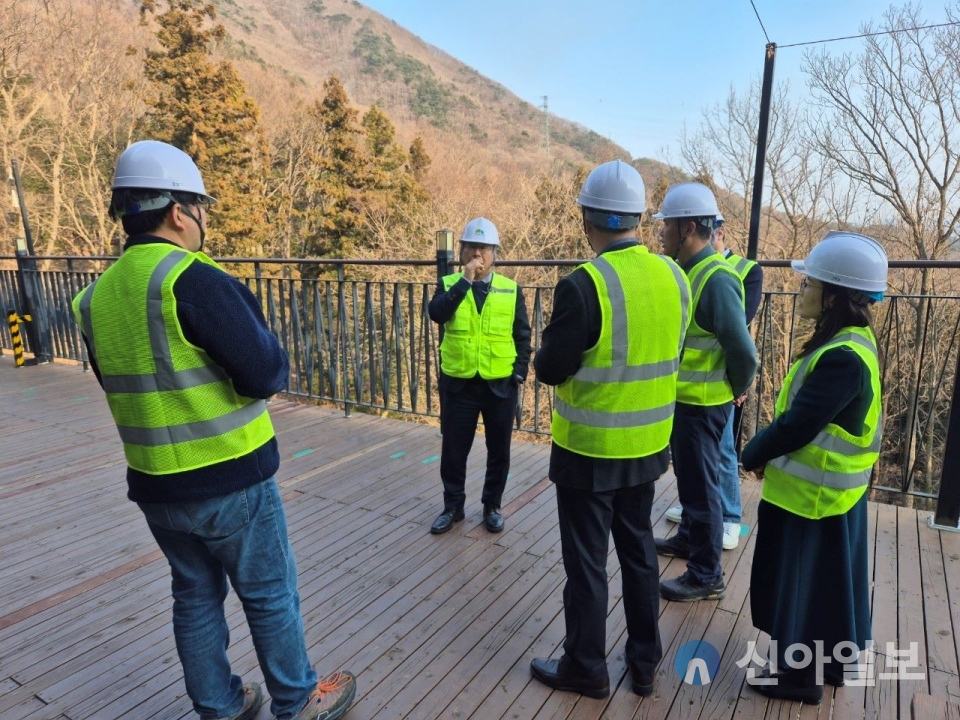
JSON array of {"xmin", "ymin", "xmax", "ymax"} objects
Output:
[{"xmin": 792, "ymin": 258, "xmax": 887, "ymax": 292}]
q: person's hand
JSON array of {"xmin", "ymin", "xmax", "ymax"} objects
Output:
[
  {"xmin": 463, "ymin": 257, "xmax": 484, "ymax": 281},
  {"xmin": 733, "ymin": 393, "xmax": 748, "ymax": 407},
  {"xmin": 752, "ymin": 465, "xmax": 765, "ymax": 480}
]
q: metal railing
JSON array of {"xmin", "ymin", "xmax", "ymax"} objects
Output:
[{"xmin": 2, "ymin": 253, "xmax": 959, "ymax": 519}]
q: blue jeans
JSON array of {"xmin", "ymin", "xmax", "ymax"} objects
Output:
[
  {"xmin": 139, "ymin": 477, "xmax": 317, "ymax": 720},
  {"xmin": 718, "ymin": 405, "xmax": 742, "ymax": 524}
]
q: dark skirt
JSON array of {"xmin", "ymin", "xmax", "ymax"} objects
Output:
[{"xmin": 751, "ymin": 494, "xmax": 872, "ymax": 667}]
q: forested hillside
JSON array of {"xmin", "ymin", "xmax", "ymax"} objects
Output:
[{"xmin": 1, "ymin": 0, "xmax": 663, "ymax": 263}]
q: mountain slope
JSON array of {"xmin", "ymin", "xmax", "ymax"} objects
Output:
[{"xmin": 212, "ymin": 0, "xmax": 631, "ymax": 168}]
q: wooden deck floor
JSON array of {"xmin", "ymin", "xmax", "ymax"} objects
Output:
[{"xmin": 2, "ymin": 356, "xmax": 960, "ymax": 720}]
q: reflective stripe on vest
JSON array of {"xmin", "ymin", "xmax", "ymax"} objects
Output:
[
  {"xmin": 676, "ymin": 256, "xmax": 744, "ymax": 406},
  {"xmin": 551, "ymin": 247, "xmax": 689, "ymax": 459},
  {"xmin": 73, "ymin": 245, "xmax": 273, "ymax": 474},
  {"xmin": 762, "ymin": 328, "xmax": 882, "ymax": 519},
  {"xmin": 439, "ymin": 273, "xmax": 518, "ymax": 379},
  {"xmin": 726, "ymin": 253, "xmax": 757, "ymax": 281}
]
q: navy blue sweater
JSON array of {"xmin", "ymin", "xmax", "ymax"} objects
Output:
[{"xmin": 83, "ymin": 235, "xmax": 289, "ymax": 503}]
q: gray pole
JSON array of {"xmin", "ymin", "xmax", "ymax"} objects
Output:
[{"xmin": 747, "ymin": 43, "xmax": 777, "ymax": 261}]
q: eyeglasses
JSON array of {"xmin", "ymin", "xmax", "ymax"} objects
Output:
[
  {"xmin": 800, "ymin": 278, "xmax": 822, "ymax": 290},
  {"xmin": 194, "ymin": 196, "xmax": 214, "ymax": 210}
]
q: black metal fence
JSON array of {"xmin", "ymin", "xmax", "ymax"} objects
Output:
[{"xmin": 3, "ymin": 254, "xmax": 959, "ymax": 517}]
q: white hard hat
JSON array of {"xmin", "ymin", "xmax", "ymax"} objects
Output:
[
  {"xmin": 112, "ymin": 140, "xmax": 215, "ymax": 203},
  {"xmin": 792, "ymin": 231, "xmax": 887, "ymax": 293},
  {"xmin": 461, "ymin": 217, "xmax": 500, "ymax": 246},
  {"xmin": 652, "ymin": 182, "xmax": 719, "ymax": 221},
  {"xmin": 577, "ymin": 160, "xmax": 646, "ymax": 214}
]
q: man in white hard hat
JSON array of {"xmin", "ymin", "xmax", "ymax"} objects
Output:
[
  {"xmin": 530, "ymin": 160, "xmax": 690, "ymax": 699},
  {"xmin": 664, "ymin": 213, "xmax": 764, "ymax": 550},
  {"xmin": 427, "ymin": 217, "xmax": 532, "ymax": 535},
  {"xmin": 653, "ymin": 183, "xmax": 758, "ymax": 602},
  {"xmin": 72, "ymin": 140, "xmax": 356, "ymax": 720}
]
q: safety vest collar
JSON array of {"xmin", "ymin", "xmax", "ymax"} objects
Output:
[{"xmin": 80, "ymin": 248, "xmax": 230, "ymax": 394}]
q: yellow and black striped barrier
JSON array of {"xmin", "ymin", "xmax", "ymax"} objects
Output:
[{"xmin": 7, "ymin": 311, "xmax": 31, "ymax": 367}]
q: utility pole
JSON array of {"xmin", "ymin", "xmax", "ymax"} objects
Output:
[
  {"xmin": 540, "ymin": 95, "xmax": 550, "ymax": 155},
  {"xmin": 747, "ymin": 43, "xmax": 776, "ymax": 261}
]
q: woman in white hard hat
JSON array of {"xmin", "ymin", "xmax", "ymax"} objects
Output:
[{"xmin": 741, "ymin": 231, "xmax": 887, "ymax": 704}]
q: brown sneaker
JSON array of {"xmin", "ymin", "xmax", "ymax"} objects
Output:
[
  {"xmin": 290, "ymin": 671, "xmax": 357, "ymax": 720},
  {"xmin": 222, "ymin": 682, "xmax": 263, "ymax": 720}
]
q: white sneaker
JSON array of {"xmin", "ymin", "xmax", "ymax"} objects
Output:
[
  {"xmin": 665, "ymin": 505, "xmax": 682, "ymax": 523},
  {"xmin": 723, "ymin": 522, "xmax": 740, "ymax": 550}
]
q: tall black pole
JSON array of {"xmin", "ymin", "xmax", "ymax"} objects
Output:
[
  {"xmin": 933, "ymin": 352, "xmax": 960, "ymax": 529},
  {"xmin": 747, "ymin": 43, "xmax": 777, "ymax": 261}
]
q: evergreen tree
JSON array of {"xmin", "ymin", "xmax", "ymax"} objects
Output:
[
  {"xmin": 359, "ymin": 105, "xmax": 428, "ymax": 255},
  {"xmin": 407, "ymin": 135, "xmax": 431, "ymax": 183},
  {"xmin": 139, "ymin": 0, "xmax": 271, "ymax": 257},
  {"xmin": 298, "ymin": 75, "xmax": 371, "ymax": 261}
]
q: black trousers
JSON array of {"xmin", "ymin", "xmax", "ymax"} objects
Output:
[
  {"xmin": 672, "ymin": 401, "xmax": 730, "ymax": 584},
  {"xmin": 439, "ymin": 381, "xmax": 516, "ymax": 512},
  {"xmin": 555, "ymin": 481, "xmax": 662, "ymax": 680}
]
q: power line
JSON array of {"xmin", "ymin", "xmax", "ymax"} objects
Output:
[
  {"xmin": 779, "ymin": 20, "xmax": 960, "ymax": 49},
  {"xmin": 749, "ymin": 0, "xmax": 771, "ymax": 45}
]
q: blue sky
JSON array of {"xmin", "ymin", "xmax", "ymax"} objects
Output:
[{"xmin": 359, "ymin": 0, "xmax": 947, "ymax": 161}]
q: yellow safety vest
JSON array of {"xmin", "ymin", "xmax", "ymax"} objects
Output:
[
  {"xmin": 439, "ymin": 272, "xmax": 518, "ymax": 379},
  {"xmin": 552, "ymin": 246, "xmax": 691, "ymax": 458},
  {"xmin": 762, "ymin": 326, "xmax": 882, "ymax": 519},
  {"xmin": 72, "ymin": 243, "xmax": 275, "ymax": 475},
  {"xmin": 676, "ymin": 255, "xmax": 745, "ymax": 406},
  {"xmin": 725, "ymin": 252, "xmax": 758, "ymax": 282}
]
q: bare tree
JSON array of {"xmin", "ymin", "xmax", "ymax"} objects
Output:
[{"xmin": 804, "ymin": 4, "xmax": 960, "ymax": 493}]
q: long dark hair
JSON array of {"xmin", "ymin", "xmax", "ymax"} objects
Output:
[{"xmin": 798, "ymin": 282, "xmax": 875, "ymax": 358}]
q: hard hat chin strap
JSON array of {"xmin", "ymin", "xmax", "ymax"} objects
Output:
[
  {"xmin": 178, "ymin": 203, "xmax": 205, "ymax": 252},
  {"xmin": 158, "ymin": 192, "xmax": 205, "ymax": 251}
]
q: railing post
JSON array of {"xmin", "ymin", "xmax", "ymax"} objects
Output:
[
  {"xmin": 435, "ymin": 229, "xmax": 454, "ymax": 284},
  {"xmin": 931, "ymin": 347, "xmax": 960, "ymax": 531},
  {"xmin": 434, "ymin": 229, "xmax": 454, "ymax": 434},
  {"xmin": 338, "ymin": 264, "xmax": 351, "ymax": 418}
]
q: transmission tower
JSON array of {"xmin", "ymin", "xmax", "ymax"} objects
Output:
[{"xmin": 540, "ymin": 95, "xmax": 550, "ymax": 155}]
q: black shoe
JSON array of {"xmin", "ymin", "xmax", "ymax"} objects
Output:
[
  {"xmin": 529, "ymin": 657, "xmax": 610, "ymax": 699},
  {"xmin": 660, "ymin": 570, "xmax": 725, "ymax": 601},
  {"xmin": 654, "ymin": 534, "xmax": 690, "ymax": 558},
  {"xmin": 630, "ymin": 668, "xmax": 654, "ymax": 697},
  {"xmin": 483, "ymin": 504, "xmax": 504, "ymax": 533},
  {"xmin": 822, "ymin": 662, "xmax": 846, "ymax": 687},
  {"xmin": 430, "ymin": 509, "xmax": 465, "ymax": 534},
  {"xmin": 750, "ymin": 668, "xmax": 823, "ymax": 704}
]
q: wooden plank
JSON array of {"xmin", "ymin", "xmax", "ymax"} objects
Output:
[
  {"xmin": 897, "ymin": 506, "xmax": 930, "ymax": 720},
  {"xmin": 868, "ymin": 502, "xmax": 900, "ymax": 720}
]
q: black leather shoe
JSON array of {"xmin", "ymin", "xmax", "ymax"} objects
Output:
[
  {"xmin": 654, "ymin": 534, "xmax": 690, "ymax": 558},
  {"xmin": 750, "ymin": 668, "xmax": 823, "ymax": 704},
  {"xmin": 630, "ymin": 669, "xmax": 655, "ymax": 696},
  {"xmin": 430, "ymin": 509, "xmax": 464, "ymax": 534},
  {"xmin": 660, "ymin": 570, "xmax": 725, "ymax": 602},
  {"xmin": 483, "ymin": 504, "xmax": 504, "ymax": 533},
  {"xmin": 530, "ymin": 657, "xmax": 609, "ymax": 699},
  {"xmin": 822, "ymin": 662, "xmax": 846, "ymax": 687}
]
